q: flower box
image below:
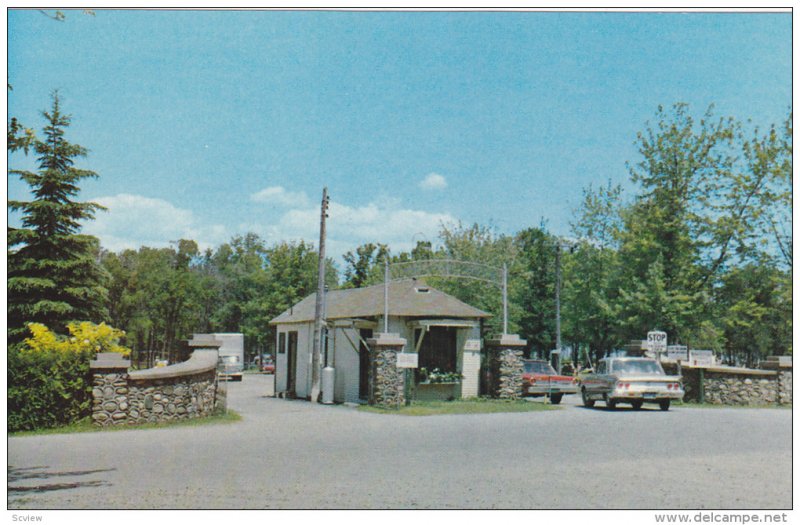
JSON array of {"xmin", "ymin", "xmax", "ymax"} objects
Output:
[{"xmin": 415, "ymin": 382, "xmax": 460, "ymax": 402}]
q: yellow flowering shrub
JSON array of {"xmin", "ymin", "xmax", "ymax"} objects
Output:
[{"xmin": 23, "ymin": 322, "xmax": 131, "ymax": 357}]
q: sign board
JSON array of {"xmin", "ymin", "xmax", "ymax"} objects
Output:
[
  {"xmin": 689, "ymin": 350, "xmax": 714, "ymax": 367},
  {"xmin": 647, "ymin": 331, "xmax": 668, "ymax": 352},
  {"xmin": 464, "ymin": 339, "xmax": 481, "ymax": 351},
  {"xmin": 396, "ymin": 353, "xmax": 419, "ymax": 369},
  {"xmin": 666, "ymin": 345, "xmax": 688, "ymax": 362}
]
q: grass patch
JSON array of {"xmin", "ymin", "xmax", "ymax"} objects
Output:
[
  {"xmin": 358, "ymin": 398, "xmax": 558, "ymax": 416},
  {"xmin": 9, "ymin": 409, "xmax": 241, "ymax": 437}
]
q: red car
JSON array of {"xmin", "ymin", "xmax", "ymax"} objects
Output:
[
  {"xmin": 261, "ymin": 359, "xmax": 275, "ymax": 374},
  {"xmin": 522, "ymin": 359, "xmax": 579, "ymax": 404}
]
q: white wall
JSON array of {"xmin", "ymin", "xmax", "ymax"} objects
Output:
[
  {"xmin": 331, "ymin": 326, "xmax": 362, "ymax": 404},
  {"xmin": 461, "ymin": 325, "xmax": 482, "ymax": 398},
  {"xmin": 274, "ymin": 328, "xmax": 288, "ymax": 395},
  {"xmin": 295, "ymin": 323, "xmax": 313, "ymax": 399}
]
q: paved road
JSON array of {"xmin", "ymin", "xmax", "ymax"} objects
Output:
[{"xmin": 8, "ymin": 374, "xmax": 792, "ymax": 509}]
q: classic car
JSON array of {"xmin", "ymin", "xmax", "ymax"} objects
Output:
[
  {"xmin": 522, "ymin": 359, "xmax": 579, "ymax": 404},
  {"xmin": 580, "ymin": 357, "xmax": 683, "ymax": 410},
  {"xmin": 261, "ymin": 358, "xmax": 275, "ymax": 374}
]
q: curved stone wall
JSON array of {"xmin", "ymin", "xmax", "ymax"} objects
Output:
[{"xmin": 91, "ymin": 350, "xmax": 224, "ymax": 427}]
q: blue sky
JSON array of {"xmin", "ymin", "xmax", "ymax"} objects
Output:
[{"xmin": 7, "ymin": 10, "xmax": 792, "ymax": 263}]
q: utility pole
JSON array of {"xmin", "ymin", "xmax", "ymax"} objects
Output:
[{"xmin": 310, "ymin": 187, "xmax": 329, "ymax": 403}]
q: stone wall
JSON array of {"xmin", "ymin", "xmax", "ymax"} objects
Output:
[
  {"xmin": 485, "ymin": 335, "xmax": 526, "ymax": 399},
  {"xmin": 678, "ymin": 365, "xmax": 792, "ymax": 406},
  {"xmin": 367, "ymin": 334, "xmax": 406, "ymax": 408},
  {"xmin": 91, "ymin": 350, "xmax": 224, "ymax": 427}
]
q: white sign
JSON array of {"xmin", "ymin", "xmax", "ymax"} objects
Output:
[
  {"xmin": 666, "ymin": 345, "xmax": 688, "ymax": 361},
  {"xmin": 396, "ymin": 353, "xmax": 419, "ymax": 369},
  {"xmin": 647, "ymin": 331, "xmax": 668, "ymax": 352},
  {"xmin": 689, "ymin": 350, "xmax": 715, "ymax": 367},
  {"xmin": 464, "ymin": 339, "xmax": 481, "ymax": 351}
]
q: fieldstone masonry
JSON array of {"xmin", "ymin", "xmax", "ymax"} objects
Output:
[
  {"xmin": 367, "ymin": 333, "xmax": 406, "ymax": 408},
  {"xmin": 671, "ymin": 356, "xmax": 792, "ymax": 406},
  {"xmin": 90, "ymin": 353, "xmax": 131, "ymax": 426},
  {"xmin": 486, "ymin": 335, "xmax": 526, "ymax": 399},
  {"xmin": 90, "ymin": 350, "xmax": 223, "ymax": 427}
]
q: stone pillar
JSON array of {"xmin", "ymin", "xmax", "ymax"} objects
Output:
[
  {"xmin": 762, "ymin": 356, "xmax": 792, "ymax": 406},
  {"xmin": 485, "ymin": 334, "xmax": 526, "ymax": 399},
  {"xmin": 367, "ymin": 333, "xmax": 407, "ymax": 408},
  {"xmin": 90, "ymin": 352, "xmax": 131, "ymax": 427}
]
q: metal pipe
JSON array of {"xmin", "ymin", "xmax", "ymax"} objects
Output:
[
  {"xmin": 502, "ymin": 263, "xmax": 508, "ymax": 335},
  {"xmin": 555, "ymin": 243, "xmax": 562, "ymax": 355},
  {"xmin": 384, "ymin": 259, "xmax": 389, "ymax": 334}
]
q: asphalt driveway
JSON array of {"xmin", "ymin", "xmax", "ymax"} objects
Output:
[{"xmin": 7, "ymin": 374, "xmax": 792, "ymax": 509}]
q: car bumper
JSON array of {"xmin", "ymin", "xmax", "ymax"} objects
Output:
[
  {"xmin": 610, "ymin": 389, "xmax": 684, "ymax": 401},
  {"xmin": 526, "ymin": 385, "xmax": 579, "ymax": 395}
]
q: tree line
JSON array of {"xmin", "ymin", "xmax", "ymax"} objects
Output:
[{"xmin": 8, "ymin": 97, "xmax": 791, "ymax": 368}]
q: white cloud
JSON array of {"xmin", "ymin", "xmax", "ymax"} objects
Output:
[
  {"xmin": 245, "ymin": 196, "xmax": 457, "ymax": 260},
  {"xmin": 418, "ymin": 173, "xmax": 448, "ymax": 191},
  {"xmin": 84, "ymin": 193, "xmax": 228, "ymax": 252},
  {"xmin": 250, "ymin": 186, "xmax": 310, "ymax": 207}
]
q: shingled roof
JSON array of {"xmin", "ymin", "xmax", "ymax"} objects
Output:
[{"xmin": 269, "ymin": 279, "xmax": 491, "ymax": 325}]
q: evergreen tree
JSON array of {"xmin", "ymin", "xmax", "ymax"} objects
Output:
[{"xmin": 8, "ymin": 94, "xmax": 108, "ymax": 343}]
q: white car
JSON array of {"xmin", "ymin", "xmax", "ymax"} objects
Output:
[{"xmin": 579, "ymin": 357, "xmax": 684, "ymax": 411}]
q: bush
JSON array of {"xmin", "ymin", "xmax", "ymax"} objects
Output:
[{"xmin": 7, "ymin": 322, "xmax": 131, "ymax": 432}]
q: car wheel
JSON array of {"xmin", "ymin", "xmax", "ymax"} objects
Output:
[
  {"xmin": 607, "ymin": 399, "xmax": 617, "ymax": 410},
  {"xmin": 659, "ymin": 400, "xmax": 670, "ymax": 411},
  {"xmin": 550, "ymin": 393, "xmax": 563, "ymax": 405},
  {"xmin": 581, "ymin": 388, "xmax": 595, "ymax": 408},
  {"xmin": 631, "ymin": 400, "xmax": 643, "ymax": 410}
]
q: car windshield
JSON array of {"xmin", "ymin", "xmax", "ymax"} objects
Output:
[
  {"xmin": 524, "ymin": 361, "xmax": 556, "ymax": 375},
  {"xmin": 221, "ymin": 356, "xmax": 239, "ymax": 364},
  {"xmin": 612, "ymin": 360, "xmax": 664, "ymax": 375}
]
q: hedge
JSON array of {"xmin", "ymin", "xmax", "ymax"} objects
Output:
[
  {"xmin": 7, "ymin": 322, "xmax": 130, "ymax": 432},
  {"xmin": 8, "ymin": 345, "xmax": 95, "ymax": 432}
]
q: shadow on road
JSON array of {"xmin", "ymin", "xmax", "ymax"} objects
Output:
[{"xmin": 8, "ymin": 466, "xmax": 114, "ymax": 494}]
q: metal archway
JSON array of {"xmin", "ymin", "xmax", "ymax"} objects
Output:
[{"xmin": 381, "ymin": 258, "xmax": 509, "ymax": 335}]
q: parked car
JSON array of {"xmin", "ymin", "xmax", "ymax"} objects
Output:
[
  {"xmin": 580, "ymin": 357, "xmax": 684, "ymax": 411},
  {"xmin": 261, "ymin": 358, "xmax": 275, "ymax": 374},
  {"xmin": 522, "ymin": 359, "xmax": 579, "ymax": 404}
]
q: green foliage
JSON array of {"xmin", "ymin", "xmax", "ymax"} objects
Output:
[
  {"xmin": 100, "ymin": 241, "xmax": 203, "ymax": 367},
  {"xmin": 101, "ymin": 235, "xmax": 337, "ymax": 365},
  {"xmin": 8, "ymin": 93, "xmax": 109, "ymax": 343},
  {"xmin": 7, "ymin": 321, "xmax": 128, "ymax": 432},
  {"xmin": 562, "ymin": 103, "xmax": 792, "ymax": 364},
  {"xmin": 511, "ymin": 226, "xmax": 556, "ymax": 356},
  {"xmin": 342, "ymin": 243, "xmax": 389, "ymax": 288},
  {"xmin": 430, "ymin": 222, "xmax": 517, "ymax": 337}
]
